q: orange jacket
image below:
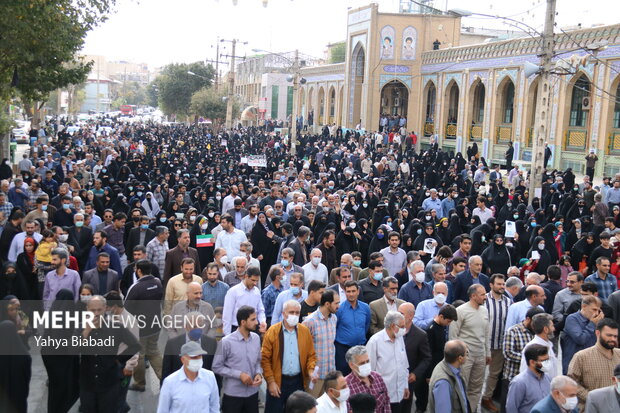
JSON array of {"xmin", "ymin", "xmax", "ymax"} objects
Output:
[{"xmin": 260, "ymin": 322, "xmax": 316, "ymax": 388}]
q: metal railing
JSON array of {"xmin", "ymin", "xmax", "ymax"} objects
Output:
[
  {"xmin": 424, "ymin": 122, "xmax": 434, "ymax": 136},
  {"xmin": 445, "ymin": 122, "xmax": 457, "ymax": 139},
  {"xmin": 608, "ymin": 130, "xmax": 620, "ymax": 155},
  {"xmin": 470, "ymin": 124, "xmax": 483, "ymax": 141},
  {"xmin": 526, "ymin": 128, "xmax": 533, "ymax": 147},
  {"xmin": 496, "ymin": 124, "xmax": 513, "ymax": 143},
  {"xmin": 564, "ymin": 128, "xmax": 587, "ymax": 151}
]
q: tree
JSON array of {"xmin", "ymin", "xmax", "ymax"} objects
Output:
[
  {"xmin": 0, "ymin": 0, "xmax": 116, "ymax": 159},
  {"xmin": 146, "ymin": 81, "xmax": 160, "ymax": 108},
  {"xmin": 110, "ymin": 81, "xmax": 147, "ymax": 109},
  {"xmin": 0, "ymin": 1, "xmax": 116, "ymax": 102},
  {"xmin": 328, "ymin": 42, "xmax": 346, "ymax": 64},
  {"xmin": 157, "ymin": 62, "xmax": 215, "ymax": 117},
  {"xmin": 190, "ymin": 87, "xmax": 240, "ymax": 123}
]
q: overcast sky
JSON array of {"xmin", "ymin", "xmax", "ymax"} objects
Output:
[{"xmin": 82, "ymin": 0, "xmax": 617, "ymax": 68}]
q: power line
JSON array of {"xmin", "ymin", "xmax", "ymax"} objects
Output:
[{"xmin": 558, "ymin": 28, "xmax": 620, "ymax": 76}]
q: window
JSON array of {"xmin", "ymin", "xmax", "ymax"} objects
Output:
[
  {"xmin": 473, "ymin": 83, "xmax": 485, "ymax": 123},
  {"xmin": 425, "ymin": 85, "xmax": 436, "ymax": 121},
  {"xmin": 271, "ymin": 86, "xmax": 279, "ymax": 119},
  {"xmin": 614, "ymin": 83, "xmax": 620, "ymax": 129},
  {"xmin": 569, "ymin": 76, "xmax": 590, "ymax": 127},
  {"xmin": 503, "ymin": 82, "xmax": 515, "ymax": 123}
]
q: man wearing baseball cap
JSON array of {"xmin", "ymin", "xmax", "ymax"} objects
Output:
[{"xmin": 158, "ymin": 341, "xmax": 219, "ymax": 412}]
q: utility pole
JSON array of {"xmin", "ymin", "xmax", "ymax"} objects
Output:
[
  {"xmin": 528, "ymin": 0, "xmax": 556, "ymax": 202},
  {"xmin": 221, "ymin": 39, "xmax": 247, "ymax": 129},
  {"xmin": 290, "ymin": 49, "xmax": 300, "ymax": 154}
]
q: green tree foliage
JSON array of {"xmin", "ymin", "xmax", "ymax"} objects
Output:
[
  {"xmin": 328, "ymin": 42, "xmax": 346, "ymax": 64},
  {"xmin": 157, "ymin": 62, "xmax": 215, "ymax": 117},
  {"xmin": 0, "ymin": 0, "xmax": 116, "ymax": 102},
  {"xmin": 146, "ymin": 81, "xmax": 160, "ymax": 108},
  {"xmin": 110, "ymin": 81, "xmax": 148, "ymax": 109},
  {"xmin": 190, "ymin": 87, "xmax": 230, "ymax": 122}
]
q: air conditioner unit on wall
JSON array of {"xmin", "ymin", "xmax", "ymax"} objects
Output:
[{"xmin": 582, "ymin": 96, "xmax": 591, "ymax": 110}]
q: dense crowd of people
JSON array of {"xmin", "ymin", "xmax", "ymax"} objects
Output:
[{"xmin": 0, "ymin": 117, "xmax": 619, "ymax": 413}]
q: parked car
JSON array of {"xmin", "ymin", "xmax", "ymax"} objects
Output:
[{"xmin": 11, "ymin": 127, "xmax": 29, "ymax": 144}]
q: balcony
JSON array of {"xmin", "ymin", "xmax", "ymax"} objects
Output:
[
  {"xmin": 496, "ymin": 124, "xmax": 513, "ymax": 144},
  {"xmin": 470, "ymin": 124, "xmax": 482, "ymax": 141},
  {"xmin": 608, "ymin": 130, "xmax": 620, "ymax": 155},
  {"xmin": 564, "ymin": 128, "xmax": 587, "ymax": 151},
  {"xmin": 445, "ymin": 122, "xmax": 457, "ymax": 139},
  {"xmin": 424, "ymin": 122, "xmax": 434, "ymax": 137}
]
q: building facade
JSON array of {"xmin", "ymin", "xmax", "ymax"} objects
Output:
[{"xmin": 298, "ymin": 3, "xmax": 620, "ymax": 176}]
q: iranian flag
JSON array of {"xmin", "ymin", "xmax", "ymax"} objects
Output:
[{"xmin": 196, "ymin": 234, "xmax": 214, "ymax": 247}]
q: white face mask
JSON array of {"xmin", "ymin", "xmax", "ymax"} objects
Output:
[
  {"xmin": 538, "ymin": 243, "xmax": 545, "ymax": 250},
  {"xmin": 59, "ymin": 234, "xmax": 68, "ymax": 242},
  {"xmin": 349, "ymin": 223, "xmax": 356, "ymax": 229},
  {"xmin": 561, "ymin": 395, "xmax": 578, "ymax": 411},
  {"xmin": 312, "ymin": 257, "xmax": 321, "ymax": 266},
  {"xmin": 186, "ymin": 358, "xmax": 203, "ymax": 372},
  {"xmin": 357, "ymin": 362, "xmax": 372, "ymax": 377},
  {"xmin": 220, "ymin": 255, "xmax": 228, "ymax": 264},
  {"xmin": 415, "ymin": 272, "xmax": 426, "ymax": 283},
  {"xmin": 395, "ymin": 327, "xmax": 406, "ymax": 338},
  {"xmin": 616, "ymin": 382, "xmax": 620, "ymax": 395},
  {"xmin": 334, "ymin": 387, "xmax": 350, "ymax": 402},
  {"xmin": 286, "ymin": 314, "xmax": 299, "ymax": 327},
  {"xmin": 434, "ymin": 293, "xmax": 446, "ymax": 305},
  {"xmin": 540, "ymin": 359, "xmax": 551, "ymax": 373}
]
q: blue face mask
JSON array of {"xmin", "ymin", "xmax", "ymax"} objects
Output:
[
  {"xmin": 188, "ymin": 328, "xmax": 202, "ymax": 341},
  {"xmin": 417, "ymin": 229, "xmax": 422, "ymax": 235},
  {"xmin": 373, "ymin": 272, "xmax": 383, "ymax": 281},
  {"xmin": 281, "ymin": 259, "xmax": 290, "ymax": 268},
  {"xmin": 159, "ymin": 217, "xmax": 167, "ymax": 223},
  {"xmin": 41, "ymin": 204, "xmax": 48, "ymax": 211},
  {"xmin": 140, "ymin": 224, "xmax": 148, "ymax": 230},
  {"xmin": 62, "ymin": 204, "xmax": 71, "ymax": 210},
  {"xmin": 290, "ymin": 286, "xmax": 300, "ymax": 295},
  {"xmin": 531, "ymin": 222, "xmax": 537, "ymax": 228},
  {"xmin": 377, "ymin": 233, "xmax": 385, "ymax": 240}
]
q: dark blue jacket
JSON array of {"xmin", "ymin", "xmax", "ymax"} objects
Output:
[{"xmin": 452, "ymin": 270, "xmax": 490, "ymax": 302}]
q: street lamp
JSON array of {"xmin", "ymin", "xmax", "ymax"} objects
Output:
[
  {"xmin": 252, "ymin": 48, "xmax": 306, "ymax": 154},
  {"xmin": 187, "ymin": 71, "xmax": 208, "ymax": 80}
]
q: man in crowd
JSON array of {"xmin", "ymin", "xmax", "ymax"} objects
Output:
[
  {"xmin": 335, "ymin": 281, "xmax": 370, "ymax": 376},
  {"xmin": 449, "ymin": 284, "xmax": 490, "ymax": 409},
  {"xmin": 213, "ymin": 306, "xmax": 263, "ymax": 413},
  {"xmin": 303, "ymin": 289, "xmax": 340, "ymax": 397},
  {"xmin": 261, "ymin": 300, "xmax": 316, "ymax": 412}
]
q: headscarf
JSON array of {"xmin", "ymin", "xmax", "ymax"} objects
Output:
[{"xmin": 24, "ymin": 237, "xmax": 36, "ymax": 267}]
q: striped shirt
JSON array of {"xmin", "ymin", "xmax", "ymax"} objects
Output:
[
  {"xmin": 484, "ymin": 292, "xmax": 512, "ymax": 350},
  {"xmin": 146, "ymin": 238, "xmax": 168, "ymax": 277},
  {"xmin": 303, "ymin": 309, "xmax": 337, "ymax": 379},
  {"xmin": 502, "ymin": 322, "xmax": 534, "ymax": 381}
]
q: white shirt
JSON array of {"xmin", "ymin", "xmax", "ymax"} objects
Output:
[
  {"xmin": 221, "ymin": 194, "xmax": 239, "ymax": 214},
  {"xmin": 157, "ymin": 367, "xmax": 219, "ymax": 413},
  {"xmin": 473, "ymin": 207, "xmax": 494, "ymax": 224},
  {"xmin": 366, "ymin": 329, "xmax": 409, "ymax": 403},
  {"xmin": 9, "ymin": 231, "xmax": 43, "ymax": 262},
  {"xmin": 214, "ymin": 229, "xmax": 247, "ymax": 260},
  {"xmin": 222, "ymin": 282, "xmax": 266, "ymax": 335},
  {"xmin": 302, "ymin": 262, "xmax": 329, "ymax": 287},
  {"xmin": 519, "ymin": 335, "xmax": 559, "ymax": 379},
  {"xmin": 316, "ymin": 393, "xmax": 347, "ymax": 413}
]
